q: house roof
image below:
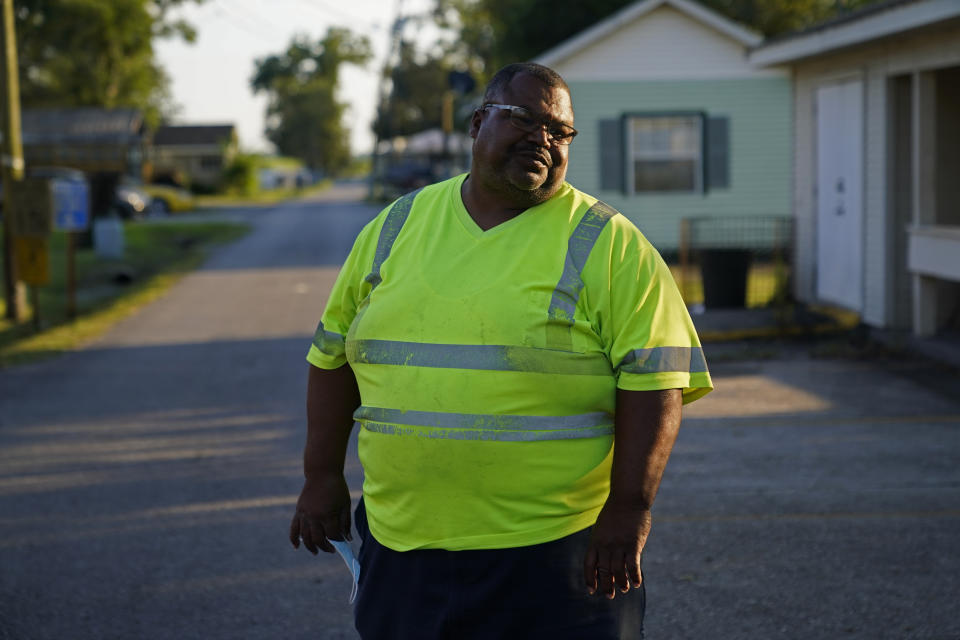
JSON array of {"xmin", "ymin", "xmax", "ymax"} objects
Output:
[
  {"xmin": 749, "ymin": 0, "xmax": 960, "ymax": 66},
  {"xmin": 535, "ymin": 0, "xmax": 762, "ymax": 67},
  {"xmin": 20, "ymin": 108, "xmax": 144, "ymax": 145},
  {"xmin": 153, "ymin": 124, "xmax": 236, "ymax": 147}
]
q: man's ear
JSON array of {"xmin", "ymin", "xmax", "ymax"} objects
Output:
[{"xmin": 469, "ymin": 109, "xmax": 482, "ymax": 139}]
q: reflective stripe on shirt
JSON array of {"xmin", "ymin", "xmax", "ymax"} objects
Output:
[
  {"xmin": 312, "ymin": 321, "xmax": 346, "ymax": 358},
  {"xmin": 355, "ymin": 405, "xmax": 614, "ymax": 441},
  {"xmin": 365, "ymin": 189, "xmax": 421, "ymax": 290},
  {"xmin": 347, "ymin": 339, "xmax": 613, "ymax": 376},
  {"xmin": 546, "ymin": 200, "xmax": 618, "ymax": 350},
  {"xmin": 617, "ymin": 346, "xmax": 709, "ymax": 375}
]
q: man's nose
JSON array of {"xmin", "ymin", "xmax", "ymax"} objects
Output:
[{"xmin": 524, "ymin": 124, "xmax": 552, "ymax": 146}]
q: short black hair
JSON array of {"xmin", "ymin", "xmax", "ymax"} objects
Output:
[{"xmin": 481, "ymin": 62, "xmax": 570, "ymax": 104}]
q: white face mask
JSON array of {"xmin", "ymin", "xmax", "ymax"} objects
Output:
[{"xmin": 329, "ymin": 539, "xmax": 361, "ymax": 603}]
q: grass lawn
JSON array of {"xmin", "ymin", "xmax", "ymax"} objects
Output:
[{"xmin": 0, "ymin": 220, "xmax": 249, "ymax": 367}]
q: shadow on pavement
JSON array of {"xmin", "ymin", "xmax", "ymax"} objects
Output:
[{"xmin": 0, "ymin": 337, "xmax": 362, "ymax": 640}]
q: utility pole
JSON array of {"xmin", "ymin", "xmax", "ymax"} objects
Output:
[
  {"xmin": 369, "ymin": 0, "xmax": 406, "ymax": 199},
  {"xmin": 0, "ymin": 0, "xmax": 26, "ymax": 321}
]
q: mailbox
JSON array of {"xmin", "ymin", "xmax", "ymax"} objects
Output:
[{"xmin": 10, "ymin": 172, "xmax": 90, "ymax": 235}]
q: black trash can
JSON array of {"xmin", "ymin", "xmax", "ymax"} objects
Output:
[{"xmin": 700, "ymin": 248, "xmax": 752, "ymax": 309}]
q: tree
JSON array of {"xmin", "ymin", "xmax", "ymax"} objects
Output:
[
  {"xmin": 374, "ymin": 41, "xmax": 461, "ymax": 140},
  {"xmin": 14, "ymin": 0, "xmax": 203, "ymax": 126},
  {"xmin": 251, "ymin": 28, "xmax": 371, "ymax": 174},
  {"xmin": 434, "ymin": 0, "xmax": 886, "ymax": 77},
  {"xmin": 700, "ymin": 0, "xmax": 881, "ymax": 36},
  {"xmin": 433, "ymin": 0, "xmax": 637, "ymax": 74}
]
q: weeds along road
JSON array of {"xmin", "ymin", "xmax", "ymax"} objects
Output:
[{"xmin": 2, "ymin": 181, "xmax": 960, "ymax": 639}]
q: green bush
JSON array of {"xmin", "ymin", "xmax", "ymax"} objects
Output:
[{"xmin": 222, "ymin": 153, "xmax": 261, "ymax": 196}]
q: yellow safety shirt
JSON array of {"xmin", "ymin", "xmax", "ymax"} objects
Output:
[{"xmin": 307, "ymin": 174, "xmax": 712, "ymax": 551}]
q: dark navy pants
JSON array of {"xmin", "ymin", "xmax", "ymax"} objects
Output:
[{"xmin": 354, "ymin": 498, "xmax": 645, "ymax": 640}]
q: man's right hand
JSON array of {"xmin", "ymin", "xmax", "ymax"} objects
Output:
[{"xmin": 289, "ymin": 473, "xmax": 352, "ymax": 554}]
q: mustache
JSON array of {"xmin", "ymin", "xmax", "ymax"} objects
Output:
[{"xmin": 512, "ymin": 144, "xmax": 552, "ymax": 167}]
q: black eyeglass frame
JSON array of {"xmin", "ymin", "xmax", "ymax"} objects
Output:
[{"xmin": 481, "ymin": 103, "xmax": 578, "ymax": 145}]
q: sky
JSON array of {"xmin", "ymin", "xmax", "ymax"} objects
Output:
[{"xmin": 154, "ymin": 0, "xmax": 440, "ymax": 156}]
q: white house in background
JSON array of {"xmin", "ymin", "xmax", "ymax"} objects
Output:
[
  {"xmin": 750, "ymin": 0, "xmax": 960, "ymax": 339},
  {"xmin": 150, "ymin": 124, "xmax": 238, "ymax": 191},
  {"xmin": 534, "ymin": 0, "xmax": 792, "ymax": 252}
]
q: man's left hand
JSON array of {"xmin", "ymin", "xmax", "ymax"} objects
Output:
[{"xmin": 584, "ymin": 501, "xmax": 652, "ymax": 599}]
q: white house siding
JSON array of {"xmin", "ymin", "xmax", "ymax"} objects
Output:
[
  {"xmin": 152, "ymin": 143, "xmax": 228, "ymax": 188},
  {"xmin": 788, "ymin": 26, "xmax": 960, "ymax": 327},
  {"xmin": 537, "ymin": 3, "xmax": 790, "ymax": 252},
  {"xmin": 550, "ymin": 4, "xmax": 780, "ymax": 80},
  {"xmin": 563, "ymin": 77, "xmax": 792, "ymax": 251}
]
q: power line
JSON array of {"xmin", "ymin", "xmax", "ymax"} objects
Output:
[
  {"xmin": 287, "ymin": 0, "xmax": 381, "ymax": 31},
  {"xmin": 234, "ymin": 0, "xmax": 315, "ymax": 35},
  {"xmin": 212, "ymin": 0, "xmax": 280, "ymax": 44}
]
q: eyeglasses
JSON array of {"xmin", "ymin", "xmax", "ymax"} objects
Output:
[{"xmin": 482, "ymin": 103, "xmax": 578, "ymax": 145}]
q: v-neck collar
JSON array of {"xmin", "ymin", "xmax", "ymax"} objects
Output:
[{"xmin": 452, "ymin": 174, "xmax": 570, "ymax": 239}]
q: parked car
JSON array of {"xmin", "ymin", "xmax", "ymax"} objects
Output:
[
  {"xmin": 114, "ymin": 182, "xmax": 152, "ymax": 219},
  {"xmin": 383, "ymin": 163, "xmax": 434, "ymax": 191},
  {"xmin": 141, "ymin": 184, "xmax": 194, "ymax": 214}
]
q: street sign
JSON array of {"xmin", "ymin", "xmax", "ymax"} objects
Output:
[
  {"xmin": 448, "ymin": 70, "xmax": 475, "ymax": 95},
  {"xmin": 52, "ymin": 177, "xmax": 90, "ymax": 231},
  {"xmin": 12, "ymin": 177, "xmax": 53, "ymax": 236},
  {"xmin": 14, "ymin": 234, "xmax": 50, "ymax": 286}
]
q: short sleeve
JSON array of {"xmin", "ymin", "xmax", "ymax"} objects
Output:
[
  {"xmin": 306, "ymin": 212, "xmax": 386, "ymax": 370},
  {"xmin": 584, "ymin": 216, "xmax": 713, "ymax": 404}
]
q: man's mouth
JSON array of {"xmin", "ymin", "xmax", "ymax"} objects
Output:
[{"xmin": 515, "ymin": 149, "xmax": 551, "ymax": 168}]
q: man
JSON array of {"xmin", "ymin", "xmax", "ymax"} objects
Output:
[{"xmin": 290, "ymin": 62, "xmax": 712, "ymax": 639}]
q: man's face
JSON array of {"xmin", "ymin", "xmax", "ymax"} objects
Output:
[{"xmin": 469, "ymin": 73, "xmax": 574, "ymax": 206}]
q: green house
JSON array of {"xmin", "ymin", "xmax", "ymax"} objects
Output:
[{"xmin": 535, "ymin": 0, "xmax": 791, "ymax": 253}]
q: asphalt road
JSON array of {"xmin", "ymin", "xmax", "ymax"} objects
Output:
[{"xmin": 1, "ymin": 182, "xmax": 959, "ymax": 639}]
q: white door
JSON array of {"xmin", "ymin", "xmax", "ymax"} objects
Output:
[{"xmin": 816, "ymin": 81, "xmax": 864, "ymax": 311}]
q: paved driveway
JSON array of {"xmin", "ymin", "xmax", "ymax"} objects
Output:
[
  {"xmin": 1, "ymin": 183, "xmax": 958, "ymax": 639},
  {"xmin": 649, "ymin": 350, "xmax": 960, "ymax": 639}
]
